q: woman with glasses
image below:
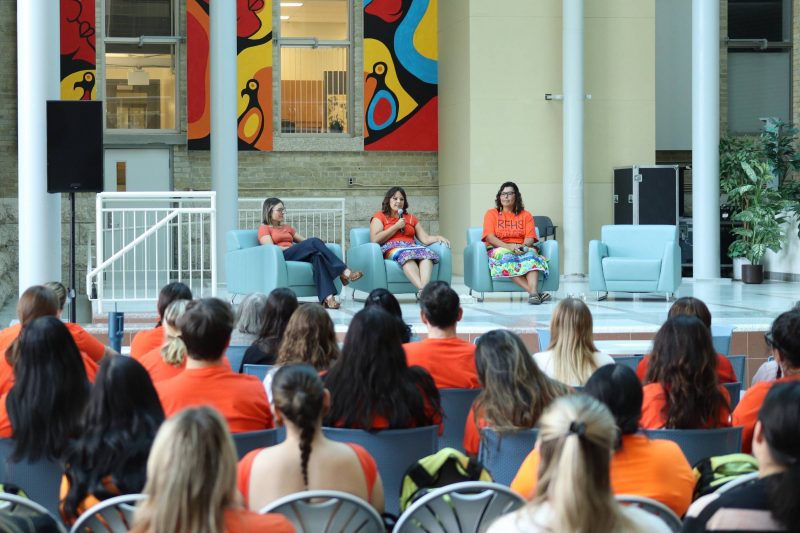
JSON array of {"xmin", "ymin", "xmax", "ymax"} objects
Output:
[
  {"xmin": 733, "ymin": 310, "xmax": 800, "ymax": 453},
  {"xmin": 259, "ymin": 197, "xmax": 363, "ymax": 309},
  {"xmin": 482, "ymin": 182, "xmax": 550, "ymax": 305}
]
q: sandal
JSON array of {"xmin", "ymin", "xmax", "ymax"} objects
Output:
[
  {"xmin": 528, "ymin": 294, "xmax": 542, "ymax": 305},
  {"xmin": 339, "ymin": 270, "xmax": 364, "ymax": 286},
  {"xmin": 322, "ymin": 296, "xmax": 341, "ymax": 310},
  {"xmin": 538, "ymin": 292, "xmax": 552, "ymax": 303},
  {"xmin": 416, "ymin": 290, "xmax": 423, "ymax": 301}
]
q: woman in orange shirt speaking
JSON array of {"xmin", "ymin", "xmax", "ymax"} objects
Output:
[
  {"xmin": 482, "ymin": 182, "xmax": 550, "ymax": 305},
  {"xmin": 259, "ymin": 197, "xmax": 362, "ymax": 309}
]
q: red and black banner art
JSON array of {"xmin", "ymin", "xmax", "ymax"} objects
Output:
[{"xmin": 60, "ymin": 0, "xmax": 96, "ymax": 101}]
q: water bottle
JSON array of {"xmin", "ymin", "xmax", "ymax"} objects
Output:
[{"xmin": 108, "ymin": 311, "xmax": 124, "ymax": 353}]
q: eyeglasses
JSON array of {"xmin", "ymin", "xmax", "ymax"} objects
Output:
[
  {"xmin": 500, "ymin": 191, "xmax": 516, "ymax": 198},
  {"xmin": 274, "ymin": 208, "xmax": 286, "ymax": 213}
]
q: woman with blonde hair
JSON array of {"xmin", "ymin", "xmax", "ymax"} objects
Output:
[
  {"xmin": 463, "ymin": 329, "xmax": 569, "ymax": 455},
  {"xmin": 137, "ymin": 299, "xmax": 191, "ymax": 383},
  {"xmin": 532, "ymin": 298, "xmax": 613, "ymax": 386},
  {"xmin": 130, "ymin": 406, "xmax": 293, "ymax": 533},
  {"xmin": 488, "ymin": 395, "xmax": 670, "ymax": 532}
]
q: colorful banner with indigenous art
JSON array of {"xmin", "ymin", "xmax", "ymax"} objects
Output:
[
  {"xmin": 188, "ymin": 0, "xmax": 273, "ymax": 150},
  {"xmin": 364, "ymin": 0, "xmax": 438, "ymax": 151},
  {"xmin": 60, "ymin": 0, "xmax": 97, "ymax": 100}
]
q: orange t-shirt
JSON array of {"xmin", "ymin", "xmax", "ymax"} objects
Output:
[
  {"xmin": 155, "ymin": 364, "xmax": 273, "ymax": 433},
  {"xmin": 237, "ymin": 443, "xmax": 378, "ymax": 509},
  {"xmin": 138, "ymin": 346, "xmax": 185, "ymax": 383},
  {"xmin": 404, "ymin": 338, "xmax": 479, "ymax": 389},
  {"xmin": 463, "ymin": 405, "xmax": 488, "ymax": 456},
  {"xmin": 0, "ymin": 394, "xmax": 11, "ymax": 438},
  {"xmin": 481, "ymin": 209, "xmax": 536, "ymax": 245},
  {"xmin": 258, "ymin": 224, "xmax": 297, "ymax": 250},
  {"xmin": 732, "ymin": 373, "xmax": 800, "ymax": 453},
  {"xmin": 637, "ymin": 354, "xmax": 737, "ymax": 384},
  {"xmin": 510, "ymin": 433, "xmax": 694, "ymax": 517},
  {"xmin": 640, "ymin": 382, "xmax": 732, "ymax": 429},
  {"xmin": 223, "ymin": 508, "xmax": 294, "ymax": 532},
  {"xmin": 63, "ymin": 323, "xmax": 106, "ymax": 363},
  {"xmin": 371, "ymin": 212, "xmax": 419, "ymax": 244},
  {"xmin": 130, "ymin": 326, "xmax": 164, "ymax": 360}
]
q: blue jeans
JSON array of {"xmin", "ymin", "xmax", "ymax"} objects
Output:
[{"xmin": 283, "ymin": 238, "xmax": 346, "ymax": 302}]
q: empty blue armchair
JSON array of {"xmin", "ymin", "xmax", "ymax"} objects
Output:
[
  {"xmin": 464, "ymin": 227, "xmax": 559, "ymax": 301},
  {"xmin": 346, "ymin": 228, "xmax": 452, "ymax": 296},
  {"xmin": 589, "ymin": 225, "xmax": 681, "ymax": 299},
  {"xmin": 226, "ymin": 229, "xmax": 342, "ymax": 298}
]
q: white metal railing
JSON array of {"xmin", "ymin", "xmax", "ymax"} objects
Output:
[
  {"xmin": 238, "ymin": 197, "xmax": 346, "ymax": 258},
  {"xmin": 87, "ymin": 192, "xmax": 217, "ymax": 313}
]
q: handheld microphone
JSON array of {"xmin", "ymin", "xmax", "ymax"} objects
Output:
[{"xmin": 397, "ymin": 208, "xmax": 404, "ymax": 219}]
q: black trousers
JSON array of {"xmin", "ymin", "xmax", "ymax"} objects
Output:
[{"xmin": 283, "ymin": 238, "xmax": 346, "ymax": 302}]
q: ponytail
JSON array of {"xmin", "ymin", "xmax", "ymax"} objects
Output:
[
  {"xmin": 161, "ymin": 335, "xmax": 187, "ymax": 367},
  {"xmin": 766, "ymin": 462, "xmax": 800, "ymax": 532},
  {"xmin": 159, "ymin": 299, "xmax": 190, "ymax": 367}
]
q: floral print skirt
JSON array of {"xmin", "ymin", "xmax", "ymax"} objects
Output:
[
  {"xmin": 381, "ymin": 241, "xmax": 440, "ymax": 266},
  {"xmin": 488, "ymin": 245, "xmax": 549, "ymax": 279}
]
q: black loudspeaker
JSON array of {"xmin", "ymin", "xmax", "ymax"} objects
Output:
[{"xmin": 47, "ymin": 100, "xmax": 103, "ymax": 193}]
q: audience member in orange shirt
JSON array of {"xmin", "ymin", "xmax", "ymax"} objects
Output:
[
  {"xmin": 137, "ymin": 299, "xmax": 191, "ymax": 383},
  {"xmin": 512, "ymin": 365, "xmax": 694, "ymax": 517},
  {"xmin": 463, "ymin": 329, "xmax": 568, "ymax": 456},
  {"xmin": 640, "ymin": 316, "xmax": 731, "ymax": 429},
  {"xmin": 404, "ymin": 281, "xmax": 479, "ymax": 389},
  {"xmin": 155, "ymin": 298, "xmax": 273, "ymax": 433},
  {"xmin": 0, "ymin": 316, "xmax": 89, "ymax": 465},
  {"xmin": 129, "ymin": 407, "xmax": 294, "ymax": 533},
  {"xmin": 130, "ymin": 282, "xmax": 193, "ymax": 360},
  {"xmin": 0, "ymin": 286, "xmax": 99, "ymax": 395},
  {"xmin": 324, "ymin": 307, "xmax": 442, "ymax": 430},
  {"xmin": 44, "ymin": 281, "xmax": 115, "ymax": 363},
  {"xmin": 636, "ymin": 296, "xmax": 737, "ymax": 384},
  {"xmin": 733, "ymin": 310, "xmax": 800, "ymax": 453}
]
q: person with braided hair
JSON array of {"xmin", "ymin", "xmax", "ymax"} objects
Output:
[
  {"xmin": 489, "ymin": 395, "xmax": 670, "ymax": 532},
  {"xmin": 237, "ymin": 364, "xmax": 384, "ymax": 513}
]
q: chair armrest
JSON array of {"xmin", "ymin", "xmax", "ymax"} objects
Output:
[
  {"xmin": 588, "ymin": 240, "xmax": 608, "ymax": 291},
  {"xmin": 427, "ymin": 242, "xmax": 452, "ymax": 284},
  {"xmin": 226, "ymin": 244, "xmax": 288, "ymax": 295},
  {"xmin": 464, "ymin": 241, "xmax": 493, "ymax": 292},
  {"xmin": 657, "ymin": 240, "xmax": 682, "ymax": 293},
  {"xmin": 347, "ymin": 242, "xmax": 388, "ymax": 291},
  {"xmin": 325, "ymin": 243, "xmax": 343, "ymax": 261},
  {"xmin": 539, "ymin": 240, "xmax": 560, "ymax": 291}
]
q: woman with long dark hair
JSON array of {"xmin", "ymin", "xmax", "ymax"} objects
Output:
[
  {"xmin": 0, "ymin": 316, "xmax": 90, "ymax": 462},
  {"xmin": 60, "ymin": 356, "xmax": 165, "ymax": 524},
  {"xmin": 238, "ymin": 365, "xmax": 384, "ymax": 512},
  {"xmin": 370, "ymin": 186, "xmax": 450, "ymax": 297},
  {"xmin": 464, "ymin": 329, "xmax": 568, "ymax": 455},
  {"xmin": 324, "ymin": 307, "xmax": 441, "ymax": 429},
  {"xmin": 364, "ymin": 288, "xmax": 414, "ymax": 342},
  {"xmin": 685, "ymin": 381, "xmax": 800, "ymax": 532},
  {"xmin": 242, "ymin": 287, "xmax": 298, "ymax": 369},
  {"xmin": 260, "ymin": 197, "xmax": 362, "ymax": 309},
  {"xmin": 641, "ymin": 315, "xmax": 731, "ymax": 429}
]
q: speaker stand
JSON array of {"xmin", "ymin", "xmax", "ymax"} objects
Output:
[{"xmin": 68, "ymin": 190, "xmax": 77, "ymax": 323}]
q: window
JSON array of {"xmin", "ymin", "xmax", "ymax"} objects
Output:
[
  {"xmin": 104, "ymin": 0, "xmax": 179, "ymax": 131},
  {"xmin": 278, "ymin": 0, "xmax": 351, "ymax": 134},
  {"xmin": 727, "ymin": 0, "xmax": 792, "ymax": 133}
]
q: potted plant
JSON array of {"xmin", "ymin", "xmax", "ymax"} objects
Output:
[
  {"xmin": 725, "ymin": 161, "xmax": 787, "ymax": 283},
  {"xmin": 328, "ymin": 118, "xmax": 344, "ymax": 133}
]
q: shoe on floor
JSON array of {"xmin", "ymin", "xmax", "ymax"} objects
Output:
[
  {"xmin": 538, "ymin": 292, "xmax": 552, "ymax": 303},
  {"xmin": 528, "ymin": 294, "xmax": 542, "ymax": 305}
]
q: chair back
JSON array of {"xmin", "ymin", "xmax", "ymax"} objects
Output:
[
  {"xmin": 322, "ymin": 425, "xmax": 438, "ymax": 515},
  {"xmin": 534, "ymin": 216, "xmax": 555, "ymax": 240},
  {"xmin": 725, "ymin": 355, "xmax": 747, "ymax": 385},
  {"xmin": 722, "ymin": 382, "xmax": 742, "ymax": 411},
  {"xmin": 614, "ymin": 355, "xmax": 644, "ymax": 373},
  {"xmin": 226, "ymin": 229, "xmax": 259, "ymax": 251},
  {"xmin": 642, "ymin": 426, "xmax": 743, "ymax": 466},
  {"xmin": 0, "ymin": 492, "xmax": 66, "ymax": 533},
  {"xmin": 225, "ymin": 345, "xmax": 248, "ymax": 373},
  {"xmin": 350, "ymin": 228, "xmax": 371, "ymax": 247},
  {"xmin": 259, "ymin": 490, "xmax": 383, "ymax": 533},
  {"xmin": 466, "ymin": 227, "xmax": 482, "ymax": 246},
  {"xmin": 0, "ymin": 439, "xmax": 63, "ymax": 517},
  {"xmin": 69, "ymin": 493, "xmax": 145, "ymax": 533},
  {"xmin": 438, "ymin": 389, "xmax": 481, "ymax": 451},
  {"xmin": 616, "ymin": 494, "xmax": 682, "ymax": 532},
  {"xmin": 711, "ymin": 324, "xmax": 735, "ymax": 355},
  {"xmin": 394, "ymin": 481, "xmax": 525, "ymax": 533},
  {"xmin": 536, "ymin": 328, "xmax": 550, "ymax": 352},
  {"xmin": 243, "ymin": 364, "xmax": 272, "ymax": 380},
  {"xmin": 232, "ymin": 429, "xmax": 280, "ymax": 459},
  {"xmin": 478, "ymin": 428, "xmax": 538, "ymax": 486},
  {"xmin": 601, "ymin": 225, "xmax": 678, "ymax": 259}
]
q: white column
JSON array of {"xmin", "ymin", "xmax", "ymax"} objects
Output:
[
  {"xmin": 210, "ymin": 0, "xmax": 239, "ymax": 284},
  {"xmin": 563, "ymin": 0, "xmax": 585, "ymax": 275},
  {"xmin": 17, "ymin": 0, "xmax": 61, "ymax": 294},
  {"xmin": 691, "ymin": 0, "xmax": 720, "ymax": 279}
]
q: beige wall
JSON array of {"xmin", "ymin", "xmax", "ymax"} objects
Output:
[{"xmin": 439, "ymin": 0, "xmax": 656, "ymax": 275}]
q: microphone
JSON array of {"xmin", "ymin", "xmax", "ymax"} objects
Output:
[{"xmin": 397, "ymin": 208, "xmax": 404, "ymax": 219}]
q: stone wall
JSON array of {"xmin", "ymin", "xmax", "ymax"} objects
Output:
[{"xmin": 0, "ymin": 0, "xmax": 16, "ymax": 308}]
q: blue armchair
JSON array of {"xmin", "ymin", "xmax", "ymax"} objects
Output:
[
  {"xmin": 225, "ymin": 230, "xmax": 342, "ymax": 299},
  {"xmin": 588, "ymin": 225, "xmax": 681, "ymax": 299},
  {"xmin": 463, "ymin": 227, "xmax": 560, "ymax": 301},
  {"xmin": 346, "ymin": 228, "xmax": 452, "ymax": 296}
]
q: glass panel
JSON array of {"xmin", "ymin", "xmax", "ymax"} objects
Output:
[
  {"xmin": 106, "ymin": 0, "xmax": 174, "ymax": 37},
  {"xmin": 727, "ymin": 51, "xmax": 791, "ymax": 134},
  {"xmin": 728, "ymin": 0, "xmax": 786, "ymax": 41},
  {"xmin": 281, "ymin": 0, "xmax": 348, "ymax": 40},
  {"xmin": 280, "ymin": 47, "xmax": 349, "ymax": 133},
  {"xmin": 105, "ymin": 44, "xmax": 176, "ymax": 129}
]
